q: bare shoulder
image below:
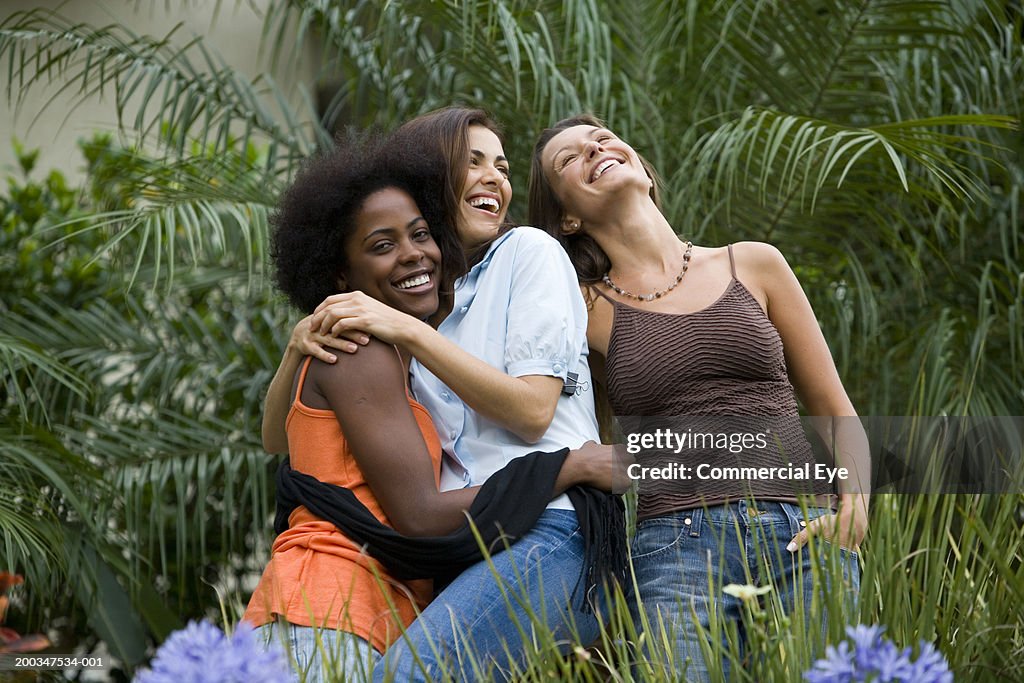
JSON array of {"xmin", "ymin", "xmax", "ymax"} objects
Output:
[
  {"xmin": 308, "ymin": 337, "xmax": 404, "ymax": 391},
  {"xmin": 731, "ymin": 241, "xmax": 790, "ymax": 272},
  {"xmin": 726, "ymin": 242, "xmax": 798, "ymax": 311},
  {"xmin": 730, "ymin": 241, "xmax": 796, "ymax": 285}
]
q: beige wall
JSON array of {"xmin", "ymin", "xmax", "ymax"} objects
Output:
[{"xmin": 0, "ymin": 0, "xmax": 319, "ymax": 182}]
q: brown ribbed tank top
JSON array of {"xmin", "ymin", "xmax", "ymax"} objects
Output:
[{"xmin": 598, "ymin": 245, "xmax": 833, "ymax": 520}]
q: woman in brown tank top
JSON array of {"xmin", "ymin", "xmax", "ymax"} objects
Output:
[{"xmin": 530, "ymin": 115, "xmax": 871, "ymax": 681}]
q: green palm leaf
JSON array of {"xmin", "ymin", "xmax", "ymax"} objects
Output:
[
  {"xmin": 1, "ymin": 1, "xmax": 1021, "ymax": 674},
  {"xmin": 0, "ymin": 7, "xmax": 320, "ymax": 166}
]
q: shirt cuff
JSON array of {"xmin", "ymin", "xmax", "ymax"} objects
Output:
[{"xmin": 507, "ymin": 358, "xmax": 570, "ymax": 380}]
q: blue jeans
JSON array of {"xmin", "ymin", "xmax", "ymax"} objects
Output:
[
  {"xmin": 374, "ymin": 509, "xmax": 602, "ymax": 682},
  {"xmin": 258, "ymin": 621, "xmax": 381, "ymax": 683},
  {"xmin": 629, "ymin": 500, "xmax": 860, "ymax": 682}
]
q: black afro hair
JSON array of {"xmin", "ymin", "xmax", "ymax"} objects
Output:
[{"xmin": 270, "ymin": 137, "xmax": 457, "ymax": 314}]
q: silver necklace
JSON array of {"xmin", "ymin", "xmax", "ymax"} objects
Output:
[{"xmin": 602, "ymin": 240, "xmax": 693, "ymax": 302}]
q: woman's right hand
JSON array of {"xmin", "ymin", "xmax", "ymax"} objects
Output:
[
  {"xmin": 309, "ymin": 291, "xmax": 427, "ymax": 346},
  {"xmin": 565, "ymin": 441, "xmax": 634, "ymax": 493},
  {"xmin": 289, "ymin": 314, "xmax": 369, "ymax": 363}
]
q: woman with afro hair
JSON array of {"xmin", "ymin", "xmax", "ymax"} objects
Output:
[
  {"xmin": 260, "ymin": 109, "xmax": 622, "ymax": 681},
  {"xmin": 248, "ymin": 134, "xmax": 621, "ymax": 682}
]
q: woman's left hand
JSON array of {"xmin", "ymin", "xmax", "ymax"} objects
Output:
[
  {"xmin": 786, "ymin": 495, "xmax": 868, "ymax": 553},
  {"xmin": 565, "ymin": 441, "xmax": 635, "ymax": 493},
  {"xmin": 309, "ymin": 291, "xmax": 424, "ymax": 345}
]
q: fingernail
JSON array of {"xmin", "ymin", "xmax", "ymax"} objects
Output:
[
  {"xmin": 786, "ymin": 542, "xmax": 797, "ymax": 553},
  {"xmin": 327, "ymin": 355, "xmax": 337, "ymax": 362},
  {"xmin": 359, "ymin": 335, "xmax": 369, "ymax": 344}
]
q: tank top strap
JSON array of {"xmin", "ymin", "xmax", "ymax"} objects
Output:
[
  {"xmin": 294, "ymin": 355, "xmax": 314, "ymax": 402},
  {"xmin": 589, "ymin": 284, "xmax": 619, "ymax": 306},
  {"xmin": 727, "ymin": 243, "xmax": 737, "ymax": 279},
  {"xmin": 387, "ymin": 344, "xmax": 407, "ymax": 393},
  {"xmin": 391, "ymin": 344, "xmax": 414, "ymax": 397}
]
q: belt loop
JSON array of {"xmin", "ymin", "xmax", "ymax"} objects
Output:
[
  {"xmin": 778, "ymin": 501, "xmax": 803, "ymax": 537},
  {"xmin": 687, "ymin": 508, "xmax": 703, "ymax": 537}
]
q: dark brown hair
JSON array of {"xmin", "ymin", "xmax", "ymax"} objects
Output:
[
  {"xmin": 528, "ymin": 114, "xmax": 661, "ymax": 284},
  {"xmin": 389, "ymin": 106, "xmax": 513, "ymax": 275}
]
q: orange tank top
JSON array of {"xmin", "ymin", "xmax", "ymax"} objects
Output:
[{"xmin": 243, "ymin": 354, "xmax": 443, "ymax": 652}]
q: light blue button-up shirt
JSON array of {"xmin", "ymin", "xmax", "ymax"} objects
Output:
[{"xmin": 410, "ymin": 226, "xmax": 600, "ymax": 510}]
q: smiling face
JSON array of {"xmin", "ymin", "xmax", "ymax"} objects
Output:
[
  {"xmin": 541, "ymin": 125, "xmax": 652, "ymax": 223},
  {"xmin": 341, "ymin": 187, "xmax": 442, "ymax": 321},
  {"xmin": 455, "ymin": 124, "xmax": 512, "ymax": 249}
]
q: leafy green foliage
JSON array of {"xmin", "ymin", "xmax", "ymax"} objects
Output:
[
  {"xmin": 0, "ymin": 0, "xmax": 1021, "ymax": 679},
  {"xmin": 0, "ymin": 137, "xmax": 289, "ymax": 670}
]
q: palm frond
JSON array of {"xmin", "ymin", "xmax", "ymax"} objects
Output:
[
  {"xmin": 708, "ymin": 0, "xmax": 961, "ymax": 119},
  {"xmin": 0, "ymin": 427, "xmax": 109, "ymax": 621},
  {"xmin": 0, "ymin": 333, "xmax": 91, "ymax": 425},
  {"xmin": 26, "ymin": 147, "xmax": 280, "ymax": 289},
  {"xmin": 0, "ymin": 7, "xmax": 320, "ymax": 168},
  {"xmin": 686, "ymin": 108, "xmax": 1015, "ymax": 219},
  {"xmin": 2, "ymin": 0, "xmax": 1022, "ymax": 669}
]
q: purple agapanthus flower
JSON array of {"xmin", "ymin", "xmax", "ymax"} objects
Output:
[
  {"xmin": 804, "ymin": 625, "xmax": 952, "ymax": 683},
  {"xmin": 134, "ymin": 620, "xmax": 291, "ymax": 683},
  {"xmin": 901, "ymin": 640, "xmax": 954, "ymax": 683}
]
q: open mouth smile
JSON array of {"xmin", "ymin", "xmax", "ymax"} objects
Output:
[
  {"xmin": 394, "ymin": 271, "xmax": 434, "ymax": 292},
  {"xmin": 466, "ymin": 193, "xmax": 502, "ymax": 215},
  {"xmin": 589, "ymin": 157, "xmax": 622, "ymax": 183}
]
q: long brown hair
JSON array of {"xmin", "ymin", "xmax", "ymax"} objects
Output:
[
  {"xmin": 390, "ymin": 106, "xmax": 513, "ymax": 278},
  {"xmin": 528, "ymin": 114, "xmax": 661, "ymax": 284}
]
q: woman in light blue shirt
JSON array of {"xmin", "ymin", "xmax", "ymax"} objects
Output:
[
  {"xmin": 264, "ymin": 107, "xmax": 613, "ymax": 681},
  {"xmin": 409, "ymin": 225, "xmax": 600, "ymax": 505}
]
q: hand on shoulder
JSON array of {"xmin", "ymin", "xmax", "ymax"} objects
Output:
[{"xmin": 309, "ymin": 336, "xmax": 404, "ymax": 392}]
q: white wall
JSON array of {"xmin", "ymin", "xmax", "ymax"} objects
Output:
[{"xmin": 0, "ymin": 0, "xmax": 319, "ymax": 182}]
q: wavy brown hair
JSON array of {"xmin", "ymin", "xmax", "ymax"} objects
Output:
[
  {"xmin": 389, "ymin": 106, "xmax": 513, "ymax": 276},
  {"xmin": 528, "ymin": 114, "xmax": 661, "ymax": 284}
]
